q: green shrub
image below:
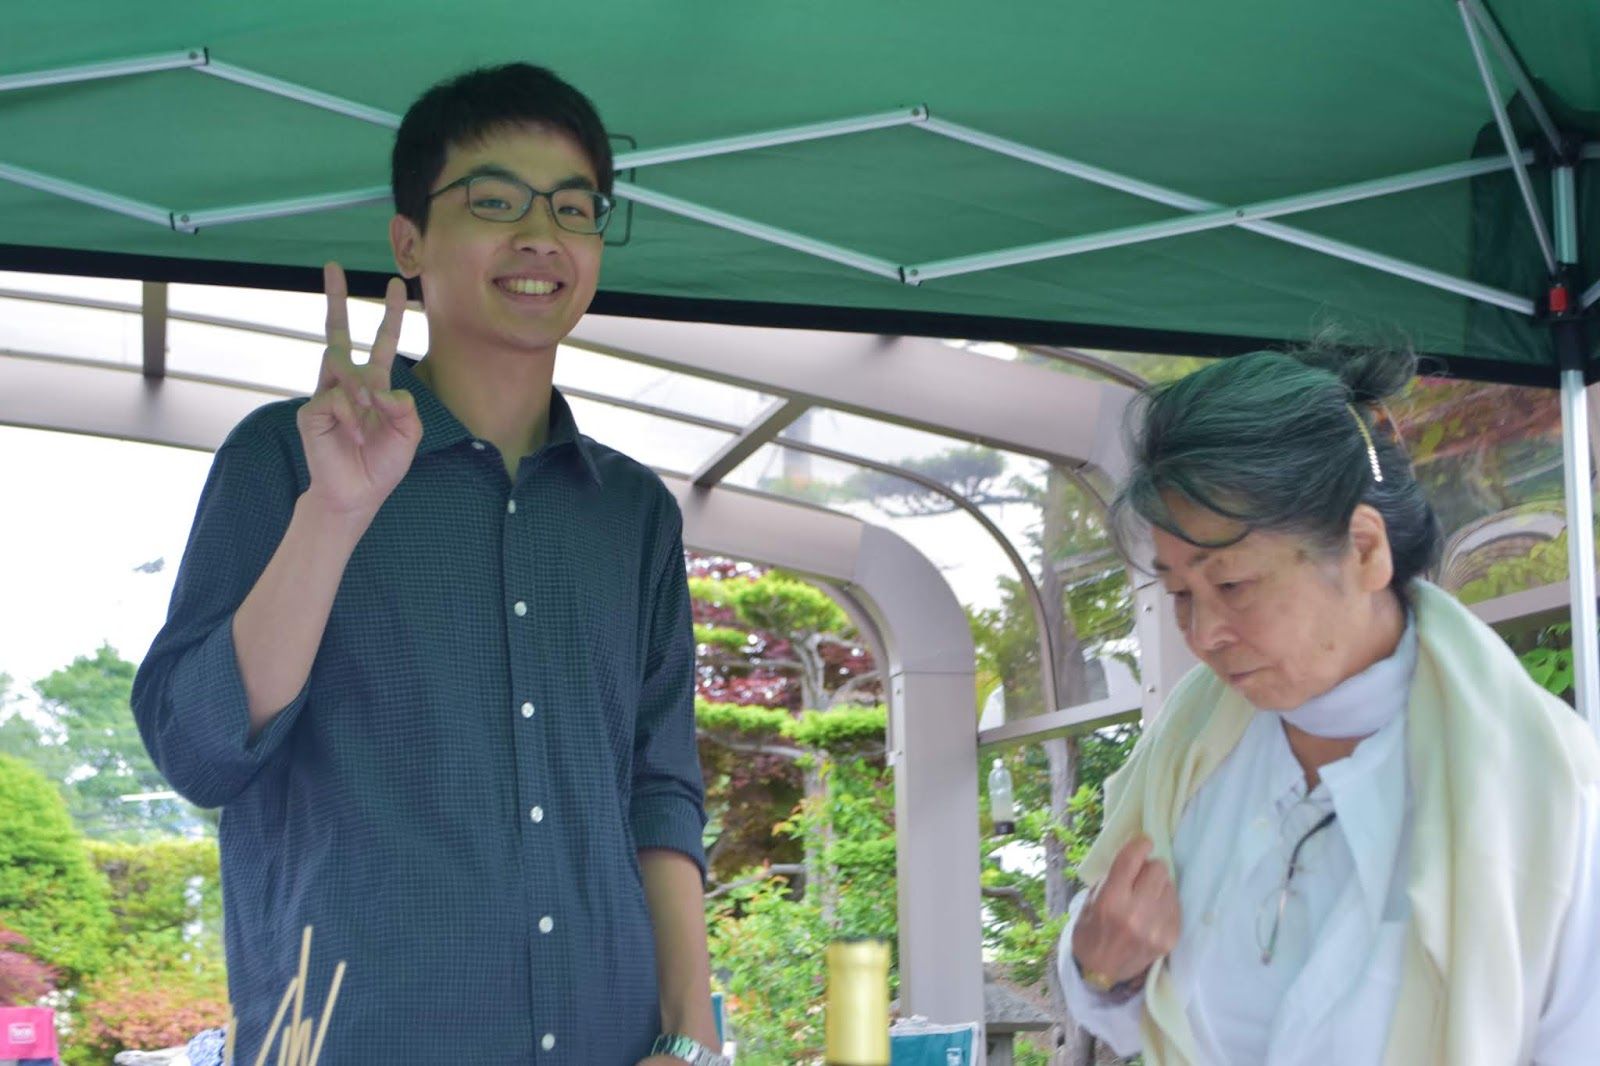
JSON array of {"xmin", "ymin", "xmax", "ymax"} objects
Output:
[{"xmin": 0, "ymin": 755, "xmax": 111, "ymax": 986}]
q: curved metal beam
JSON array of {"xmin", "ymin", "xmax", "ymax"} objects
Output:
[
  {"xmin": 1019, "ymin": 344, "xmax": 1149, "ymax": 391},
  {"xmin": 549, "ymin": 384, "xmax": 1063, "ymax": 715},
  {"xmin": 0, "ymin": 281, "xmax": 1137, "ymax": 721}
]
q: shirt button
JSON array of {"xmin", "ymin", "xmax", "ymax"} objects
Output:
[
  {"xmin": 541, "ymin": 1034, "xmax": 556, "ymax": 1052},
  {"xmin": 513, "ymin": 601, "xmax": 528, "ymax": 617},
  {"xmin": 471, "ymin": 440, "xmax": 486, "ymax": 451},
  {"xmin": 521, "ymin": 701, "xmax": 535, "ymax": 718},
  {"xmin": 506, "ymin": 499, "xmax": 517, "ymax": 515},
  {"xmin": 539, "ymin": 915, "xmax": 554, "ymax": 934},
  {"xmin": 530, "ymin": 806, "xmax": 545, "ymax": 823}
]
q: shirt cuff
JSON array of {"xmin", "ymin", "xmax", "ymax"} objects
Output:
[
  {"xmin": 157, "ymin": 616, "xmax": 308, "ymax": 806},
  {"xmin": 1058, "ymin": 892, "xmax": 1147, "ymax": 1057},
  {"xmin": 632, "ymin": 796, "xmax": 708, "ymax": 878}
]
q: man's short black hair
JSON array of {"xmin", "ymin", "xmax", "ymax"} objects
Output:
[{"xmin": 391, "ymin": 63, "xmax": 613, "ymax": 232}]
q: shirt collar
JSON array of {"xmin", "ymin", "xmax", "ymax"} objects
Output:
[
  {"xmin": 394, "ymin": 359, "xmax": 602, "ymax": 484},
  {"xmin": 1320, "ymin": 716, "xmax": 1408, "ymax": 928}
]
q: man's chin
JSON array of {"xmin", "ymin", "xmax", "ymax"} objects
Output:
[
  {"xmin": 480, "ymin": 316, "xmax": 572, "ymax": 355},
  {"xmin": 492, "ymin": 304, "xmax": 590, "ymax": 350}
]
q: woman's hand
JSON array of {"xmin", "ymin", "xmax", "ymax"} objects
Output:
[{"xmin": 1071, "ymin": 836, "xmax": 1182, "ymax": 986}]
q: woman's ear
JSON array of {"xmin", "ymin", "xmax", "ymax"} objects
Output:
[{"xmin": 1348, "ymin": 504, "xmax": 1394, "ymax": 592}]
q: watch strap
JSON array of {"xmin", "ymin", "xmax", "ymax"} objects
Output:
[{"xmin": 650, "ymin": 1032, "xmax": 731, "ymax": 1066}]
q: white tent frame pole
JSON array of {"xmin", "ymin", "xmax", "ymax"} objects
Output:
[
  {"xmin": 173, "ymin": 186, "xmax": 391, "ymax": 232},
  {"xmin": 1458, "ymin": 0, "xmax": 1557, "ymax": 273},
  {"xmin": 616, "ymin": 107, "xmax": 926, "ymax": 168},
  {"xmin": 906, "ymin": 153, "xmax": 1530, "ymax": 284},
  {"xmin": 0, "ymin": 162, "xmax": 174, "ymax": 227},
  {"xmin": 0, "ymin": 50, "xmax": 206, "ymax": 92},
  {"xmin": 920, "ymin": 118, "xmax": 1537, "ymax": 314},
  {"xmin": 612, "ymin": 179, "xmax": 903, "ymax": 279},
  {"xmin": 1459, "ymin": 0, "xmax": 1563, "ymax": 154},
  {"xmin": 197, "ymin": 58, "xmax": 401, "ymax": 128},
  {"xmin": 1554, "ymin": 161, "xmax": 1600, "ymax": 727}
]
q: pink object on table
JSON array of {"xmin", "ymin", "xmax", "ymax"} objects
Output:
[{"xmin": 0, "ymin": 1006, "xmax": 58, "ymax": 1059}]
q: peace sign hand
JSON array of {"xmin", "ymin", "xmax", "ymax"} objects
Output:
[{"xmin": 296, "ymin": 262, "xmax": 422, "ymax": 519}]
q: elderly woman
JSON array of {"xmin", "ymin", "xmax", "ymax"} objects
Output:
[{"xmin": 1059, "ymin": 346, "xmax": 1600, "ymax": 1065}]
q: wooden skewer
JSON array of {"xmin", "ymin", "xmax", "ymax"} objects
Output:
[
  {"xmin": 252, "ymin": 978, "xmax": 298, "ymax": 1066},
  {"xmin": 295, "ymin": 1018, "xmax": 313, "ymax": 1066},
  {"xmin": 290, "ymin": 927, "xmax": 312, "ymax": 1064},
  {"xmin": 305, "ymin": 960, "xmax": 346, "ymax": 1066},
  {"xmin": 248, "ymin": 926, "xmax": 347, "ymax": 1066},
  {"xmin": 223, "ymin": 1009, "xmax": 236, "ymax": 1066}
]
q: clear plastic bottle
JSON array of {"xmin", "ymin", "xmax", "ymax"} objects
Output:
[{"xmin": 988, "ymin": 757, "xmax": 1016, "ymax": 836}]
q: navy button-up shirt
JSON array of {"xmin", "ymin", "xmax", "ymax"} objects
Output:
[{"xmin": 132, "ymin": 360, "xmax": 706, "ymax": 1065}]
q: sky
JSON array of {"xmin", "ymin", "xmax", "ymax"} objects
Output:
[{"xmin": 0, "ymin": 424, "xmax": 210, "ymax": 700}]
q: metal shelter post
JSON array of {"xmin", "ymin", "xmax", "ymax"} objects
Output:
[{"xmin": 1554, "ymin": 163, "xmax": 1600, "ymax": 727}]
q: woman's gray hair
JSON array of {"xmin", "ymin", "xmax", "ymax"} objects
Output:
[{"xmin": 1111, "ymin": 342, "xmax": 1442, "ymax": 593}]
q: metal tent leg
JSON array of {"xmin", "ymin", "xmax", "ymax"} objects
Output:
[
  {"xmin": 1560, "ymin": 368, "xmax": 1598, "ymax": 726},
  {"xmin": 1555, "ymin": 159, "xmax": 1599, "ymax": 727}
]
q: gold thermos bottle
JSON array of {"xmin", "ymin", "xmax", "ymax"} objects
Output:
[{"xmin": 824, "ymin": 937, "xmax": 890, "ymax": 1066}]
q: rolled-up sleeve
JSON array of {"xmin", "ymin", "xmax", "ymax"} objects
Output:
[
  {"xmin": 131, "ymin": 409, "xmax": 308, "ymax": 809},
  {"xmin": 628, "ymin": 508, "xmax": 708, "ymax": 876}
]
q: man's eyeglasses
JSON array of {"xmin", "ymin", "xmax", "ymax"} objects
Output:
[{"xmin": 428, "ymin": 174, "xmax": 613, "ymax": 235}]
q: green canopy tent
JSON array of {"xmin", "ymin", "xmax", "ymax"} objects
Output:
[{"xmin": 3, "ymin": 2, "xmax": 1597, "ymax": 706}]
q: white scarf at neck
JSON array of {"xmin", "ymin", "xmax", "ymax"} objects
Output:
[{"xmin": 1277, "ymin": 617, "xmax": 1415, "ymax": 739}]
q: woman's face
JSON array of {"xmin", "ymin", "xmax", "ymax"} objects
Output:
[{"xmin": 1151, "ymin": 496, "xmax": 1397, "ymax": 710}]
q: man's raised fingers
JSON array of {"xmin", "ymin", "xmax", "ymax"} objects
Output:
[
  {"xmin": 371, "ymin": 387, "xmax": 416, "ymax": 422},
  {"xmin": 318, "ymin": 361, "xmax": 366, "ymax": 404},
  {"xmin": 324, "ymin": 261, "xmax": 352, "ymax": 351},
  {"xmin": 366, "ymin": 277, "xmax": 408, "ymax": 383},
  {"xmin": 326, "ymin": 387, "xmax": 366, "ymax": 447}
]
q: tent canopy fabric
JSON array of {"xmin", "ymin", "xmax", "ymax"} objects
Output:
[{"xmin": 3, "ymin": 1, "xmax": 1598, "ymax": 383}]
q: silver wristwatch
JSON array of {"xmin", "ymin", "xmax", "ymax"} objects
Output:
[{"xmin": 650, "ymin": 1032, "xmax": 731, "ymax": 1066}]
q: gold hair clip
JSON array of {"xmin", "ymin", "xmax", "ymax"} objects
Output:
[{"xmin": 1347, "ymin": 404, "xmax": 1383, "ymax": 483}]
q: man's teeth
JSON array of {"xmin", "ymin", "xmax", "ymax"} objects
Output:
[{"xmin": 502, "ymin": 279, "xmax": 558, "ymax": 295}]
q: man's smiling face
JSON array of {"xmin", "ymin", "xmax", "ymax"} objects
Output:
[{"xmin": 393, "ymin": 123, "xmax": 604, "ymax": 357}]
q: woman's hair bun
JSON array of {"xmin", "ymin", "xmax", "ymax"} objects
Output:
[{"xmin": 1287, "ymin": 335, "xmax": 1416, "ymax": 406}]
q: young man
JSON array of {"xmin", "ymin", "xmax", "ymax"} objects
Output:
[{"xmin": 133, "ymin": 64, "xmax": 724, "ymax": 1066}]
